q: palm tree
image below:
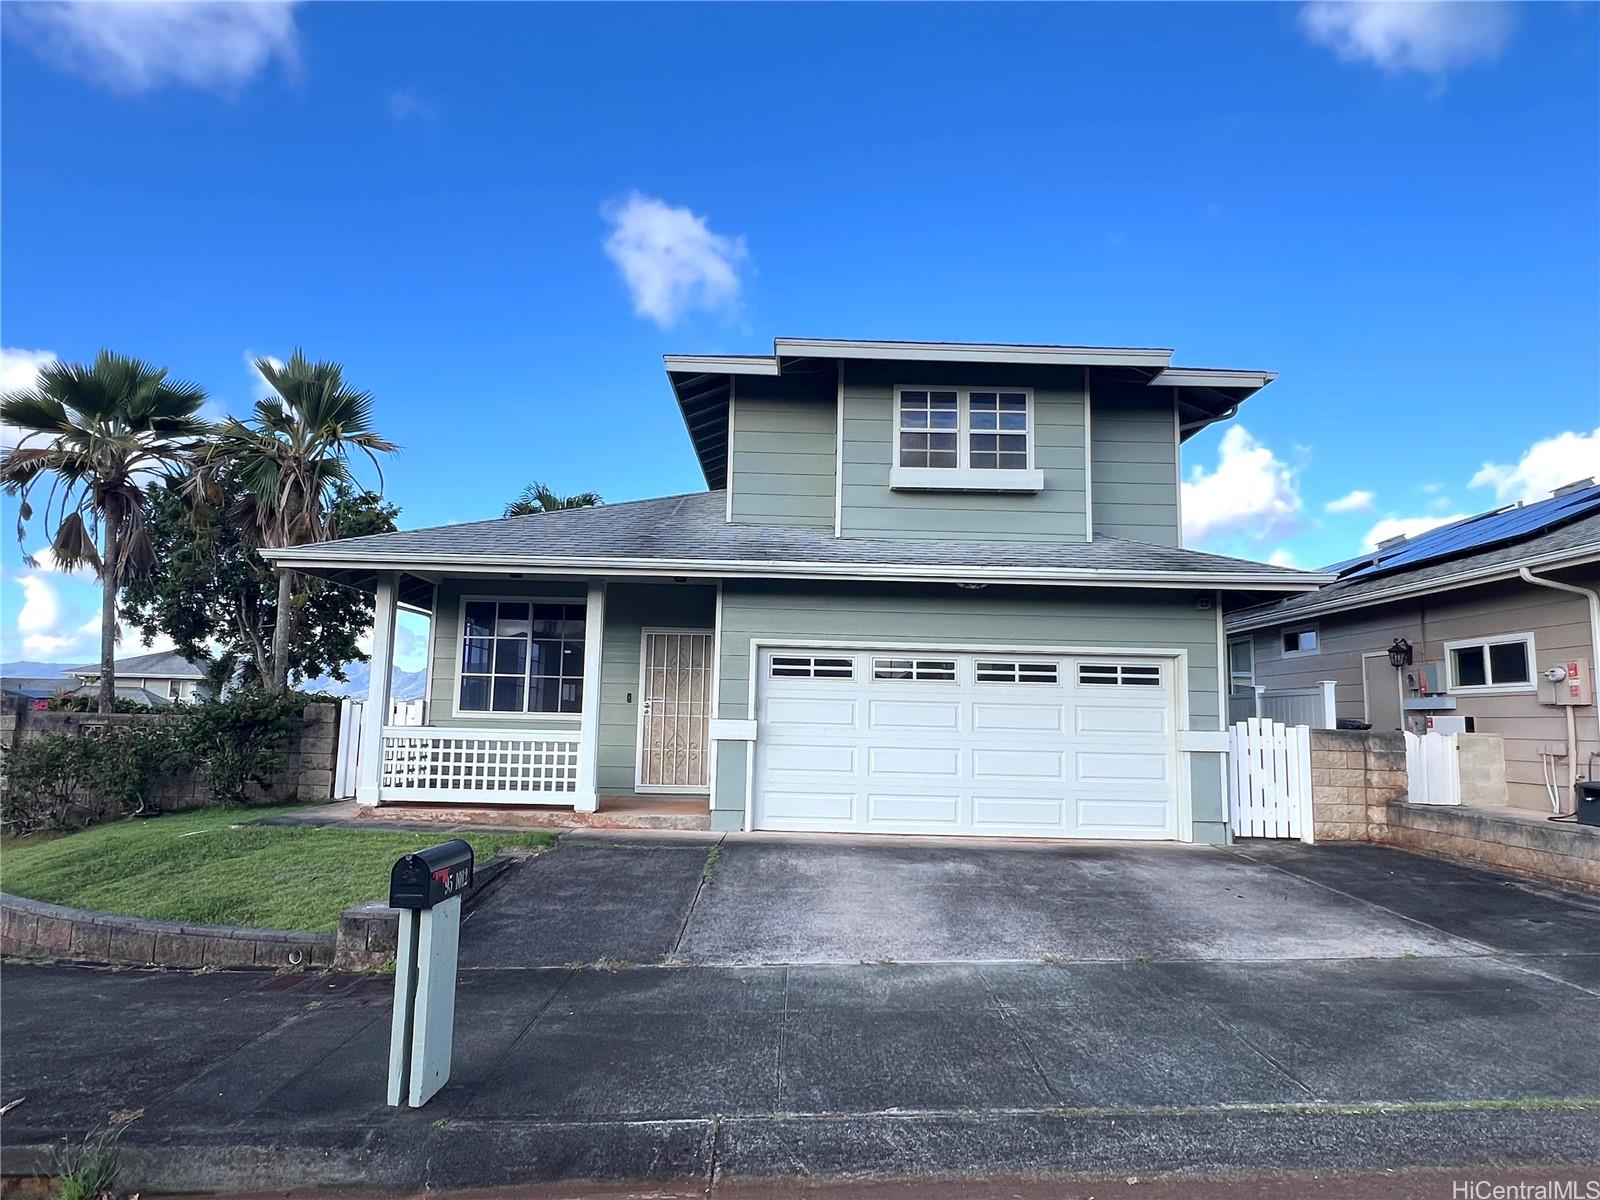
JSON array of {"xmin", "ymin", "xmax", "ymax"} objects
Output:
[
  {"xmin": 1, "ymin": 351, "xmax": 210, "ymax": 711},
  {"xmin": 504, "ymin": 482, "xmax": 603, "ymax": 516},
  {"xmin": 206, "ymin": 350, "xmax": 398, "ymax": 693}
]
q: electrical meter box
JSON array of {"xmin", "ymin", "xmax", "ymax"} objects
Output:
[
  {"xmin": 1405, "ymin": 661, "xmax": 1445, "ymax": 696},
  {"xmin": 1538, "ymin": 658, "xmax": 1593, "ymax": 707}
]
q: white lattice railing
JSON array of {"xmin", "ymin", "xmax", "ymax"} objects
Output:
[{"xmin": 379, "ymin": 727, "xmax": 581, "ymax": 804}]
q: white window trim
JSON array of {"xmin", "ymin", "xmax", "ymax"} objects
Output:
[
  {"xmin": 1227, "ymin": 635, "xmax": 1255, "ymax": 689},
  {"xmin": 1280, "ymin": 623, "xmax": 1320, "ymax": 659},
  {"xmin": 1444, "ymin": 631, "xmax": 1538, "ymax": 695},
  {"xmin": 889, "ymin": 384, "xmax": 1044, "ymax": 493},
  {"xmin": 452, "ymin": 593, "xmax": 589, "ymax": 721}
]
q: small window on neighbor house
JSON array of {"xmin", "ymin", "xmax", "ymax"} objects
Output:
[
  {"xmin": 770, "ymin": 655, "xmax": 855, "ymax": 680},
  {"xmin": 976, "ymin": 660, "xmax": 1060, "ymax": 685},
  {"xmin": 1228, "ymin": 637, "xmax": 1255, "ymax": 692},
  {"xmin": 1446, "ymin": 635, "xmax": 1533, "ymax": 692},
  {"xmin": 1078, "ymin": 663, "xmax": 1162, "ymax": 687},
  {"xmin": 872, "ymin": 657, "xmax": 957, "ymax": 682},
  {"xmin": 1282, "ymin": 626, "xmax": 1319, "ymax": 656}
]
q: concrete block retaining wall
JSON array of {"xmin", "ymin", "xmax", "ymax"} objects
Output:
[
  {"xmin": 1307, "ymin": 728, "xmax": 1599, "ymax": 892},
  {"xmin": 0, "ymin": 893, "xmax": 334, "ymax": 969}
]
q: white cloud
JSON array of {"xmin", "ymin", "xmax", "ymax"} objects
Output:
[
  {"xmin": 1182, "ymin": 426, "xmax": 1304, "ymax": 546},
  {"xmin": 1268, "ymin": 548, "xmax": 1299, "ymax": 568},
  {"xmin": 601, "ymin": 192, "xmax": 748, "ymax": 327},
  {"xmin": 1299, "ymin": 1, "xmax": 1514, "ymax": 75},
  {"xmin": 13, "ymin": 549, "xmax": 100, "ymax": 661},
  {"xmin": 5, "ymin": 1, "xmax": 300, "ymax": 94},
  {"xmin": 1363, "ymin": 512, "xmax": 1468, "ymax": 550},
  {"xmin": 1468, "ymin": 427, "xmax": 1600, "ymax": 505},
  {"xmin": 244, "ymin": 351, "xmax": 285, "ymax": 403},
  {"xmin": 1324, "ymin": 489, "xmax": 1376, "ymax": 515},
  {"xmin": 1, "ymin": 347, "xmax": 59, "ymax": 451},
  {"xmin": 388, "ymin": 89, "xmax": 438, "ymax": 125}
]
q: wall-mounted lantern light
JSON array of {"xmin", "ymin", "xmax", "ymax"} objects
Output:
[{"xmin": 1388, "ymin": 637, "xmax": 1414, "ymax": 670}]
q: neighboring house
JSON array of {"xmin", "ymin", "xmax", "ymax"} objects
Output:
[
  {"xmin": 1227, "ymin": 483, "xmax": 1600, "ymax": 813},
  {"xmin": 69, "ymin": 649, "xmax": 210, "ymax": 705},
  {"xmin": 267, "ymin": 338, "xmax": 1324, "ymax": 843}
]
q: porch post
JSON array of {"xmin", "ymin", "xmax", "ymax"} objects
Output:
[
  {"xmin": 357, "ymin": 571, "xmax": 399, "ymax": 807},
  {"xmin": 573, "ymin": 580, "xmax": 606, "ymax": 812}
]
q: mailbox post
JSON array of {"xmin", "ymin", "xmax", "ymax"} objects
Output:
[{"xmin": 387, "ymin": 840, "xmax": 473, "ymax": 1108}]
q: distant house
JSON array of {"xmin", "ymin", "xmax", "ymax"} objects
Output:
[
  {"xmin": 1227, "ymin": 482, "xmax": 1600, "ymax": 813},
  {"xmin": 68, "ymin": 649, "xmax": 210, "ymax": 705}
]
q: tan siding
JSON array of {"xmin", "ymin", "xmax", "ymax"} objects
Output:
[{"xmin": 1245, "ymin": 568, "xmax": 1600, "ymax": 811}]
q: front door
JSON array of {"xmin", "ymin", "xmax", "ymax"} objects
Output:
[{"xmin": 636, "ymin": 630, "xmax": 714, "ymax": 792}]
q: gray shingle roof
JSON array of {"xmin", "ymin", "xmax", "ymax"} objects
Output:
[
  {"xmin": 270, "ymin": 490, "xmax": 1322, "ymax": 586},
  {"xmin": 1229, "ymin": 510, "xmax": 1600, "ymax": 630},
  {"xmin": 69, "ymin": 649, "xmax": 205, "ymax": 679}
]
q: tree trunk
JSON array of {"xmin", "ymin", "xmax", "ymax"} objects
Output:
[
  {"xmin": 99, "ymin": 518, "xmax": 117, "ymax": 712},
  {"xmin": 269, "ymin": 566, "xmax": 294, "ymax": 694}
]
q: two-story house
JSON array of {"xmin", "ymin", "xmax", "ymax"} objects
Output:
[{"xmin": 268, "ymin": 338, "xmax": 1326, "ymax": 843}]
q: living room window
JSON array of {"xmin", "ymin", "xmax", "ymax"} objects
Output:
[
  {"xmin": 1445, "ymin": 633, "xmax": 1535, "ymax": 693},
  {"xmin": 1281, "ymin": 625, "xmax": 1319, "ymax": 657},
  {"xmin": 891, "ymin": 386, "xmax": 1042, "ymax": 491},
  {"xmin": 458, "ymin": 599, "xmax": 586, "ymax": 715}
]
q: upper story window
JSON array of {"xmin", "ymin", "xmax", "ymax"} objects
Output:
[
  {"xmin": 459, "ymin": 599, "xmax": 586, "ymax": 715},
  {"xmin": 891, "ymin": 386, "xmax": 1042, "ymax": 492}
]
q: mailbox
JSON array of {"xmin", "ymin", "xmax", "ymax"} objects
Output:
[{"xmin": 388, "ymin": 840, "xmax": 474, "ymax": 911}]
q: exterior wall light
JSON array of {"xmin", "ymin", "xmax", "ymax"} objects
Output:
[{"xmin": 1388, "ymin": 637, "xmax": 1414, "ymax": 670}]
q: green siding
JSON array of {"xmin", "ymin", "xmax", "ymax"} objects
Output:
[
  {"xmin": 728, "ymin": 373, "xmax": 837, "ymax": 529},
  {"xmin": 839, "ymin": 360, "xmax": 1088, "ymax": 542},
  {"xmin": 427, "ymin": 578, "xmax": 587, "ymax": 731},
  {"xmin": 1091, "ymin": 382, "xmax": 1180, "ymax": 547},
  {"xmin": 595, "ymin": 582, "xmax": 717, "ymax": 795},
  {"xmin": 713, "ymin": 580, "xmax": 1226, "ymax": 840}
]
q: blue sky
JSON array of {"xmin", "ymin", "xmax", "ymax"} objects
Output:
[{"xmin": 2, "ymin": 0, "xmax": 1597, "ymax": 669}]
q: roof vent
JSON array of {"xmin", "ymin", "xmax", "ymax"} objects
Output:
[
  {"xmin": 1552, "ymin": 477, "xmax": 1596, "ymax": 498},
  {"xmin": 1376, "ymin": 534, "xmax": 1408, "ymax": 550}
]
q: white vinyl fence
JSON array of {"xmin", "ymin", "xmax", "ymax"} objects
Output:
[
  {"xmin": 1227, "ymin": 717, "xmax": 1315, "ymax": 842},
  {"xmin": 1405, "ymin": 729, "xmax": 1461, "ymax": 806},
  {"xmin": 1229, "ymin": 682, "xmax": 1337, "ymax": 729}
]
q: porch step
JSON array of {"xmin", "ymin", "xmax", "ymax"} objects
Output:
[{"xmin": 356, "ymin": 797, "xmax": 712, "ymax": 832}]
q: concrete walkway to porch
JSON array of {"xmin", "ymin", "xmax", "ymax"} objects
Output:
[{"xmin": 252, "ymin": 795, "xmax": 712, "ymax": 834}]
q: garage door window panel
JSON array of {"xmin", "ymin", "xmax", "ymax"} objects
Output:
[
  {"xmin": 770, "ymin": 655, "xmax": 855, "ymax": 680},
  {"xmin": 975, "ymin": 660, "xmax": 1060, "ymax": 685},
  {"xmin": 1077, "ymin": 663, "xmax": 1162, "ymax": 687},
  {"xmin": 872, "ymin": 657, "xmax": 957, "ymax": 682}
]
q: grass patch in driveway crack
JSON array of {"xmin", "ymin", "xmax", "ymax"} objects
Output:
[{"xmin": 702, "ymin": 844, "xmax": 723, "ymax": 881}]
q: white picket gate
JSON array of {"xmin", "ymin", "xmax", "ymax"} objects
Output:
[
  {"xmin": 1405, "ymin": 730, "xmax": 1461, "ymax": 806},
  {"xmin": 333, "ymin": 699, "xmax": 365, "ymax": 799},
  {"xmin": 1227, "ymin": 717, "xmax": 1315, "ymax": 842}
]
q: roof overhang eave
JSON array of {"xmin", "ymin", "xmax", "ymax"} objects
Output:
[
  {"xmin": 263, "ymin": 546, "xmax": 1332, "ymax": 593},
  {"xmin": 773, "ymin": 338, "xmax": 1174, "ymax": 369},
  {"xmin": 1225, "ymin": 545, "xmax": 1600, "ymax": 632}
]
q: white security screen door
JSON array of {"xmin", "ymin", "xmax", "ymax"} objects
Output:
[{"xmin": 637, "ymin": 630, "xmax": 714, "ymax": 792}]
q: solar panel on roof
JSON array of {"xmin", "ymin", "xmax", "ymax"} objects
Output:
[{"xmin": 1336, "ymin": 484, "xmax": 1600, "ymax": 580}]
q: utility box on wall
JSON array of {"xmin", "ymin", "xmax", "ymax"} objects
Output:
[
  {"xmin": 1538, "ymin": 659, "xmax": 1593, "ymax": 707},
  {"xmin": 1405, "ymin": 662, "xmax": 1445, "ymax": 697}
]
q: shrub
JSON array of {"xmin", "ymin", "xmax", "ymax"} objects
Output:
[{"xmin": 0, "ymin": 691, "xmax": 315, "ymax": 835}]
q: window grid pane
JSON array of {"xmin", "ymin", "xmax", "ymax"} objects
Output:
[{"xmin": 460, "ymin": 600, "xmax": 586, "ymax": 714}]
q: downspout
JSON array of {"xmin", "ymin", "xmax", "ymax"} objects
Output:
[{"xmin": 1518, "ymin": 566, "xmax": 1600, "ymax": 798}]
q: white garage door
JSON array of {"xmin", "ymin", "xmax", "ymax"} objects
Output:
[{"xmin": 753, "ymin": 648, "xmax": 1179, "ymax": 839}]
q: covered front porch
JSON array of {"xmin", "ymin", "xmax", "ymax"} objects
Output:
[{"xmin": 355, "ymin": 571, "xmax": 722, "ymax": 817}]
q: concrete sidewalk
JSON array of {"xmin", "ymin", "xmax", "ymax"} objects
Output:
[{"xmin": 3, "ymin": 840, "xmax": 1599, "ymax": 1191}]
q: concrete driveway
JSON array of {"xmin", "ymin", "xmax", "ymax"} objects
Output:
[
  {"xmin": 458, "ymin": 832, "xmax": 1595, "ymax": 970},
  {"xmin": 4, "ymin": 835, "xmax": 1597, "ymax": 1192}
]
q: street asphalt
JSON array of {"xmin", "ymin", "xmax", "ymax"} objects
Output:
[{"xmin": 3, "ymin": 837, "xmax": 1598, "ymax": 1191}]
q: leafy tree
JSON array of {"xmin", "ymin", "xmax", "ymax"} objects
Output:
[
  {"xmin": 121, "ymin": 466, "xmax": 400, "ymax": 689},
  {"xmin": 0, "ymin": 351, "xmax": 209, "ymax": 710},
  {"xmin": 504, "ymin": 481, "xmax": 603, "ymax": 516},
  {"xmin": 204, "ymin": 350, "xmax": 398, "ymax": 693}
]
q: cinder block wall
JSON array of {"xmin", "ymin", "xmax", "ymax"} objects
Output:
[
  {"xmin": 1, "ymin": 699, "xmax": 337, "ymax": 812},
  {"xmin": 1308, "ymin": 729, "xmax": 1408, "ymax": 841}
]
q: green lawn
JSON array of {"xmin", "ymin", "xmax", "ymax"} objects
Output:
[{"xmin": 0, "ymin": 805, "xmax": 555, "ymax": 933}]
